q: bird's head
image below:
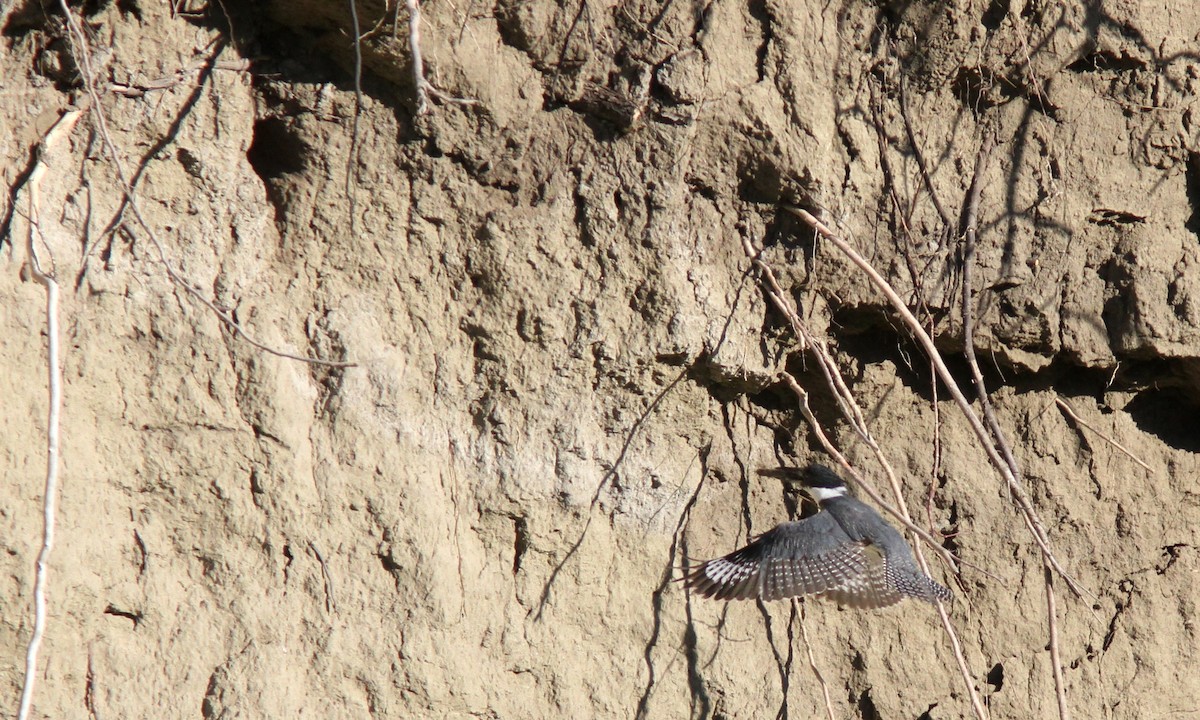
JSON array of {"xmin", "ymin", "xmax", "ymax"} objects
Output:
[{"xmin": 758, "ymin": 463, "xmax": 850, "ymax": 504}]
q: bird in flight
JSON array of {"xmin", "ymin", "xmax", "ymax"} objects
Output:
[{"xmin": 682, "ymin": 464, "xmax": 952, "ymax": 608}]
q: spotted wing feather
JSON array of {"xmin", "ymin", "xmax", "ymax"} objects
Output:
[
  {"xmin": 683, "ymin": 513, "xmax": 867, "ymax": 602},
  {"xmin": 820, "ymin": 545, "xmax": 903, "ymax": 609},
  {"xmin": 822, "ymin": 549, "xmax": 953, "ymax": 608},
  {"xmin": 887, "ymin": 562, "xmax": 954, "ymax": 604}
]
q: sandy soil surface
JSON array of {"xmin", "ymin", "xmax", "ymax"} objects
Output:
[{"xmin": 2, "ymin": 0, "xmax": 1199, "ymax": 717}]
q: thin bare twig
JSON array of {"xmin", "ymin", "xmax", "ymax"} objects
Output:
[
  {"xmin": 783, "ymin": 374, "xmax": 990, "ymax": 720},
  {"xmin": 783, "ymin": 205, "xmax": 1088, "ymax": 600},
  {"xmin": 406, "ymin": 0, "xmax": 477, "ymax": 115},
  {"xmin": 407, "ymin": 0, "xmax": 431, "ymax": 115},
  {"xmin": 958, "ymin": 137, "xmax": 1021, "ymax": 481},
  {"xmin": 957, "ymin": 139, "xmax": 1071, "ymax": 720},
  {"xmin": 57, "ymin": 2, "xmax": 354, "ymax": 369},
  {"xmin": 1054, "ymin": 397, "xmax": 1153, "ymax": 473},
  {"xmin": 16, "ymin": 103, "xmax": 82, "ymax": 720},
  {"xmin": 750, "ymin": 228, "xmax": 989, "ymax": 718},
  {"xmin": 796, "ymin": 600, "xmax": 836, "ymax": 720},
  {"xmin": 926, "ymin": 343, "xmax": 944, "ymax": 536},
  {"xmin": 1045, "ymin": 566, "xmax": 1070, "ymax": 720},
  {"xmin": 346, "ymin": 0, "xmax": 363, "ymax": 235}
]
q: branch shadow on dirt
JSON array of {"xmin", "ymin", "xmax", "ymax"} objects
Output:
[
  {"xmin": 529, "ymin": 365, "xmax": 687, "ymax": 622},
  {"xmin": 634, "ymin": 443, "xmax": 713, "ymax": 720},
  {"xmin": 75, "ymin": 36, "xmax": 229, "ymax": 290},
  {"xmin": 532, "ymin": 257, "xmax": 758, "ymax": 623}
]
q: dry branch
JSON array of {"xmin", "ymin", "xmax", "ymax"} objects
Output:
[
  {"xmin": 1055, "ymin": 397, "xmax": 1152, "ymax": 473},
  {"xmin": 796, "ymin": 600, "xmax": 837, "ymax": 720},
  {"xmin": 15, "ymin": 103, "xmax": 83, "ymax": 720},
  {"xmin": 782, "ymin": 205, "xmax": 1087, "ymax": 600},
  {"xmin": 956, "ymin": 139, "xmax": 1071, "ymax": 720},
  {"xmin": 958, "ymin": 137, "xmax": 1022, "ymax": 479},
  {"xmin": 1045, "ymin": 566, "xmax": 1069, "ymax": 720},
  {"xmin": 404, "ymin": 0, "xmax": 477, "ymax": 115},
  {"xmin": 742, "ymin": 235, "xmax": 987, "ymax": 718}
]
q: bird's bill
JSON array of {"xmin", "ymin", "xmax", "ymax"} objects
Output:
[{"xmin": 757, "ymin": 467, "xmax": 805, "ymax": 482}]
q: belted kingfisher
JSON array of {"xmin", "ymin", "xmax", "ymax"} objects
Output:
[{"xmin": 683, "ymin": 464, "xmax": 952, "ymax": 608}]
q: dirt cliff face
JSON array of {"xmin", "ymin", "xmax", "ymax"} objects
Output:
[{"xmin": 2, "ymin": 0, "xmax": 1199, "ymax": 717}]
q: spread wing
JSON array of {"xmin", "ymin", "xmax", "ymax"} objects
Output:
[
  {"xmin": 819, "ymin": 544, "xmax": 904, "ymax": 609},
  {"xmin": 682, "ymin": 513, "xmax": 870, "ymax": 602}
]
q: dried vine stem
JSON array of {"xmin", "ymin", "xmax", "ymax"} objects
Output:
[
  {"xmin": 346, "ymin": 0, "xmax": 363, "ymax": 235},
  {"xmin": 108, "ymin": 56, "xmax": 250, "ymax": 98},
  {"xmin": 783, "ymin": 375, "xmax": 990, "ymax": 720},
  {"xmin": 743, "ymin": 237, "xmax": 963, "ymax": 572},
  {"xmin": 926, "ymin": 356, "xmax": 944, "ymax": 534},
  {"xmin": 405, "ymin": 0, "xmax": 477, "ymax": 115},
  {"xmin": 796, "ymin": 600, "xmax": 837, "ymax": 720},
  {"xmin": 57, "ymin": 1, "xmax": 353, "ymax": 368},
  {"xmin": 958, "ymin": 141, "xmax": 1070, "ymax": 720},
  {"xmin": 744, "ymin": 236, "xmax": 987, "ymax": 718},
  {"xmin": 1055, "ymin": 398, "xmax": 1152, "ymax": 473},
  {"xmin": 1045, "ymin": 565, "xmax": 1069, "ymax": 720},
  {"xmin": 15, "ymin": 103, "xmax": 83, "ymax": 720},
  {"xmin": 783, "ymin": 205, "xmax": 1087, "ymax": 600},
  {"xmin": 957, "ymin": 137, "xmax": 1021, "ymax": 482}
]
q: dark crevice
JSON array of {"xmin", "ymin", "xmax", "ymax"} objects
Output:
[
  {"xmin": 851, "ymin": 650, "xmax": 866, "ymax": 671},
  {"xmin": 511, "ymin": 515, "xmax": 529, "ymax": 575},
  {"xmin": 1065, "ymin": 49, "xmax": 1147, "ymax": 73},
  {"xmin": 1125, "ymin": 388, "xmax": 1200, "ymax": 453},
  {"xmin": 114, "ymin": 0, "xmax": 142, "ymax": 20},
  {"xmin": 282, "ymin": 542, "xmax": 294, "ymax": 583},
  {"xmin": 1103, "ymin": 579, "xmax": 1134, "ymax": 652},
  {"xmin": 104, "ymin": 604, "xmax": 143, "ymax": 627},
  {"xmin": 954, "ymin": 66, "xmax": 1014, "ymax": 113},
  {"xmin": 942, "ymin": 501, "xmax": 960, "ymax": 556},
  {"xmin": 1156, "ymin": 544, "xmax": 1190, "ymax": 575},
  {"xmin": 986, "ymin": 662, "xmax": 1005, "ymax": 692},
  {"xmin": 953, "ymin": 65, "xmax": 1059, "ymax": 119},
  {"xmin": 981, "ymin": 0, "xmax": 1009, "ymax": 30},
  {"xmin": 134, "ymin": 530, "xmax": 148, "ymax": 579},
  {"xmin": 246, "ymin": 117, "xmax": 309, "ymax": 182},
  {"xmin": 201, "ymin": 670, "xmax": 221, "ymax": 719},
  {"xmin": 1088, "ymin": 208, "xmax": 1146, "ymax": 226},
  {"xmin": 747, "ymin": 0, "xmax": 772, "ymax": 83},
  {"xmin": 378, "ymin": 551, "xmax": 401, "ymax": 573},
  {"xmin": 2, "ymin": 0, "xmax": 51, "ymax": 37},
  {"xmin": 857, "ymin": 689, "xmax": 882, "ymax": 720},
  {"xmin": 249, "ymin": 422, "xmax": 283, "ymax": 445},
  {"xmin": 571, "ymin": 168, "xmax": 592, "ymax": 246},
  {"xmin": 1184, "ymin": 153, "xmax": 1200, "ymax": 242}
]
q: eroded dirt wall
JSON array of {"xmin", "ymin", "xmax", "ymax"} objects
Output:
[{"xmin": 2, "ymin": 0, "xmax": 1199, "ymax": 718}]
